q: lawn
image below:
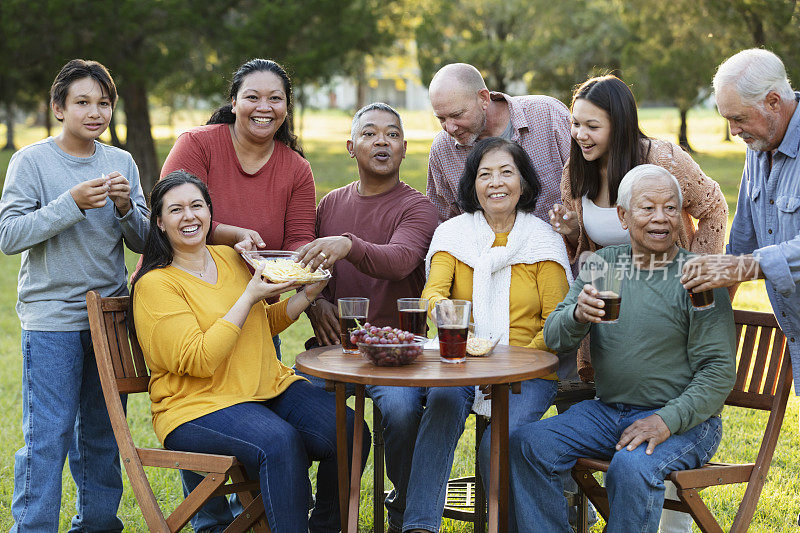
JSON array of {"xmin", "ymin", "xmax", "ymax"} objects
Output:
[{"xmin": 0, "ymin": 107, "xmax": 797, "ymax": 531}]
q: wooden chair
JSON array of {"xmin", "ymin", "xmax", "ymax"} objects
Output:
[
  {"xmin": 371, "ymin": 379, "xmax": 596, "ymax": 532},
  {"xmin": 573, "ymin": 309, "xmax": 793, "ymax": 533},
  {"xmin": 86, "ymin": 291, "xmax": 270, "ymax": 533}
]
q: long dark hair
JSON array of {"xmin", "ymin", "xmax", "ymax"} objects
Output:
[
  {"xmin": 568, "ymin": 75, "xmax": 649, "ymax": 206},
  {"xmin": 458, "ymin": 137, "xmax": 541, "ymax": 214},
  {"xmin": 207, "ymin": 58, "xmax": 304, "ymax": 157},
  {"xmin": 129, "ymin": 171, "xmax": 213, "ymax": 330}
]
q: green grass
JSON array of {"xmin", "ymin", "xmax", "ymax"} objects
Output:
[{"xmin": 0, "ymin": 108, "xmax": 798, "ymax": 531}]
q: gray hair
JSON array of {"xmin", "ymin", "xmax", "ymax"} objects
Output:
[
  {"xmin": 350, "ymin": 102, "xmax": 403, "ymax": 140},
  {"xmin": 617, "ymin": 164, "xmax": 682, "ymax": 210},
  {"xmin": 713, "ymin": 49, "xmax": 794, "ymax": 106}
]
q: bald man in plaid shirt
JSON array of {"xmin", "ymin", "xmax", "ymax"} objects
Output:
[{"xmin": 427, "ymin": 63, "xmax": 571, "ymax": 223}]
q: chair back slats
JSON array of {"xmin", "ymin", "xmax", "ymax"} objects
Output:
[
  {"xmin": 764, "ymin": 330, "xmax": 786, "ymax": 396},
  {"xmin": 113, "ymin": 311, "xmax": 139, "ymax": 379},
  {"xmin": 102, "ymin": 311, "xmax": 128, "ymax": 379},
  {"xmin": 746, "ymin": 327, "xmax": 773, "ymax": 393},
  {"xmin": 734, "ymin": 323, "xmax": 758, "ymax": 392},
  {"xmin": 130, "ymin": 331, "xmax": 149, "ymax": 378}
]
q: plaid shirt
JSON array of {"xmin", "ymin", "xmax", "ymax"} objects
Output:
[{"xmin": 426, "ymin": 92, "xmax": 571, "ymax": 222}]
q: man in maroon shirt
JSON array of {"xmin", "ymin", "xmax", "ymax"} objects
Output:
[
  {"xmin": 296, "ymin": 103, "xmax": 438, "ymax": 342},
  {"xmin": 296, "ymin": 105, "xmax": 474, "ymax": 533}
]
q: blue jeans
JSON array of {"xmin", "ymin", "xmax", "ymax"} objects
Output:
[
  {"xmin": 509, "ymin": 399, "xmax": 723, "ymax": 533},
  {"xmin": 368, "ymin": 385, "xmax": 475, "ymax": 533},
  {"xmin": 11, "ymin": 330, "xmax": 124, "ymax": 533},
  {"xmin": 477, "ymin": 378, "xmax": 557, "ymax": 519},
  {"xmin": 181, "ymin": 334, "xmax": 284, "ymax": 533},
  {"xmin": 165, "ymin": 380, "xmax": 370, "ymax": 533}
]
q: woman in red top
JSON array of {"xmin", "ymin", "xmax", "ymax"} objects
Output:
[
  {"xmin": 161, "ymin": 58, "xmax": 315, "ymax": 254},
  {"xmin": 159, "ymin": 58, "xmax": 317, "ymax": 532}
]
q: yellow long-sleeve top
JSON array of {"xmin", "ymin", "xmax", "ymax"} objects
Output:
[
  {"xmin": 132, "ymin": 245, "xmax": 304, "ymax": 444},
  {"xmin": 421, "ymin": 233, "xmax": 569, "ymax": 379}
]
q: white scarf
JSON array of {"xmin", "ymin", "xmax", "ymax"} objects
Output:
[{"xmin": 425, "ymin": 211, "xmax": 572, "ymax": 416}]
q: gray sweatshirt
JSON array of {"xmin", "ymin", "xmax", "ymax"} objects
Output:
[{"xmin": 0, "ymin": 137, "xmax": 150, "ymax": 331}]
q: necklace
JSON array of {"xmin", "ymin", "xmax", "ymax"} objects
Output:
[{"xmin": 174, "ymin": 250, "xmax": 210, "ymax": 278}]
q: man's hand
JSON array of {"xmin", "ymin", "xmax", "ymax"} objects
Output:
[
  {"xmin": 307, "ymin": 299, "xmax": 341, "ymax": 345},
  {"xmin": 295, "ymin": 236, "xmax": 353, "ymax": 271},
  {"xmin": 233, "ymin": 229, "xmax": 267, "ymax": 253},
  {"xmin": 616, "ymin": 414, "xmax": 671, "ymax": 455},
  {"xmin": 681, "ymin": 254, "xmax": 762, "ymax": 293},
  {"xmin": 573, "ymin": 284, "xmax": 606, "ymax": 324},
  {"xmin": 70, "ymin": 176, "xmax": 109, "ymax": 210},
  {"xmin": 105, "ymin": 171, "xmax": 132, "ymax": 215}
]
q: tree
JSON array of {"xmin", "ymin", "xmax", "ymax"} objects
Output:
[{"xmin": 620, "ymin": 0, "xmax": 733, "ymax": 151}]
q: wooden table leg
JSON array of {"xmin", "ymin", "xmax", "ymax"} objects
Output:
[
  {"xmin": 347, "ymin": 384, "xmax": 366, "ymax": 532},
  {"xmin": 335, "ymin": 382, "xmax": 350, "ymax": 532},
  {"xmin": 487, "ymin": 383, "xmax": 510, "ymax": 533}
]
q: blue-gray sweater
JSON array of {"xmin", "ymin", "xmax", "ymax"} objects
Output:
[{"xmin": 0, "ymin": 137, "xmax": 149, "ymax": 330}]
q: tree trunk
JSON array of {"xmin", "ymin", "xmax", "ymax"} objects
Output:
[
  {"xmin": 723, "ymin": 118, "xmax": 731, "ymax": 142},
  {"xmin": 355, "ymin": 60, "xmax": 367, "ymax": 110},
  {"xmin": 44, "ymin": 96, "xmax": 52, "ymax": 137},
  {"xmin": 118, "ymin": 81, "xmax": 158, "ymax": 195},
  {"xmin": 678, "ymin": 107, "xmax": 694, "ymax": 153},
  {"xmin": 3, "ymin": 101, "xmax": 15, "ymax": 151},
  {"xmin": 108, "ymin": 114, "xmax": 124, "ymax": 149}
]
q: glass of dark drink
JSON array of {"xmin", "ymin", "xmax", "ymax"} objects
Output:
[
  {"xmin": 397, "ymin": 298, "xmax": 429, "ymax": 337},
  {"xmin": 581, "ymin": 254, "xmax": 624, "ymax": 324},
  {"xmin": 433, "ymin": 299, "xmax": 471, "ymax": 363},
  {"xmin": 687, "ymin": 288, "xmax": 715, "ymax": 310},
  {"xmin": 337, "ymin": 297, "xmax": 369, "ymax": 354}
]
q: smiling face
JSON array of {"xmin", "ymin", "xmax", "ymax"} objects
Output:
[
  {"xmin": 231, "ymin": 70, "xmax": 288, "ymax": 143},
  {"xmin": 617, "ymin": 176, "xmax": 681, "ymax": 260},
  {"xmin": 347, "ymin": 109, "xmax": 407, "ymax": 181},
  {"xmin": 715, "ymin": 85, "xmax": 782, "ymax": 151},
  {"xmin": 156, "ymin": 183, "xmax": 212, "ymax": 253},
  {"xmin": 52, "ymin": 77, "xmax": 112, "ymax": 145},
  {"xmin": 430, "ymin": 83, "xmax": 489, "ymax": 146},
  {"xmin": 475, "ymin": 148, "xmax": 523, "ymax": 220},
  {"xmin": 571, "ymin": 98, "xmax": 612, "ymax": 164}
]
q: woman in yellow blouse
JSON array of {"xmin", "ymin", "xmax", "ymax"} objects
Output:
[
  {"xmin": 130, "ymin": 171, "xmax": 369, "ymax": 533},
  {"xmin": 422, "ymin": 137, "xmax": 571, "ymax": 500}
]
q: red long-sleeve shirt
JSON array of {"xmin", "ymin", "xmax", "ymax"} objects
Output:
[
  {"xmin": 317, "ymin": 181, "xmax": 439, "ymax": 328},
  {"xmin": 161, "ymin": 124, "xmax": 315, "ymax": 251}
]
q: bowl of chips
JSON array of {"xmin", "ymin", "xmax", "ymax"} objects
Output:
[
  {"xmin": 240, "ymin": 251, "xmax": 331, "ymax": 284},
  {"xmin": 466, "ymin": 333, "xmax": 499, "ymax": 357}
]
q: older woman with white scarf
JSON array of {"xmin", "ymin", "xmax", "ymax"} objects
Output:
[{"xmin": 422, "ymin": 136, "xmax": 572, "ymax": 497}]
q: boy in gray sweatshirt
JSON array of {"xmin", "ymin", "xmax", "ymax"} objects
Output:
[{"xmin": 0, "ymin": 60, "xmax": 149, "ymax": 531}]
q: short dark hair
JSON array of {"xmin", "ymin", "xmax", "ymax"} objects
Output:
[
  {"xmin": 50, "ymin": 59, "xmax": 117, "ymax": 120},
  {"xmin": 207, "ymin": 58, "xmax": 304, "ymax": 157},
  {"xmin": 458, "ymin": 137, "xmax": 541, "ymax": 214},
  {"xmin": 568, "ymin": 75, "xmax": 649, "ymax": 205}
]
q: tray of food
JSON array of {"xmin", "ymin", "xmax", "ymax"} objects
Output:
[{"xmin": 240, "ymin": 250, "xmax": 331, "ymax": 284}]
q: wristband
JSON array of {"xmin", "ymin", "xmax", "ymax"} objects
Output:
[{"xmin": 301, "ymin": 287, "xmax": 317, "ymax": 307}]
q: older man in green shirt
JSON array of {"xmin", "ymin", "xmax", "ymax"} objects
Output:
[{"xmin": 508, "ymin": 164, "xmax": 736, "ymax": 533}]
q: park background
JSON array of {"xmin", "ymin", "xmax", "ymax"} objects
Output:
[{"xmin": 1, "ymin": 0, "xmax": 799, "ymax": 530}]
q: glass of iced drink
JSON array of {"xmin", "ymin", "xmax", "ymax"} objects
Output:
[
  {"xmin": 397, "ymin": 298, "xmax": 429, "ymax": 337},
  {"xmin": 338, "ymin": 297, "xmax": 369, "ymax": 354}
]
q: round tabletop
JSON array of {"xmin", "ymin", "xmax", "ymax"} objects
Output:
[{"xmin": 295, "ymin": 344, "xmax": 558, "ymax": 387}]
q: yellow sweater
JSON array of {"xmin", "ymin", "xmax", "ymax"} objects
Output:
[
  {"xmin": 132, "ymin": 245, "xmax": 304, "ymax": 443},
  {"xmin": 422, "ymin": 233, "xmax": 569, "ymax": 378}
]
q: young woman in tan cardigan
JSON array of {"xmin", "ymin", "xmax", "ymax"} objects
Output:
[{"xmin": 550, "ymin": 75, "xmax": 727, "ymax": 265}]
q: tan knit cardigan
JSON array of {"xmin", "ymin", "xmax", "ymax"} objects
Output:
[{"xmin": 562, "ymin": 138, "xmax": 728, "ymax": 381}]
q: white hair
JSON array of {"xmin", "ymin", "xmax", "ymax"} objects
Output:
[
  {"xmin": 350, "ymin": 102, "xmax": 403, "ymax": 140},
  {"xmin": 617, "ymin": 164, "xmax": 682, "ymax": 210},
  {"xmin": 713, "ymin": 49, "xmax": 794, "ymax": 106}
]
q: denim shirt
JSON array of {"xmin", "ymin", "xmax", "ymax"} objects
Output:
[{"xmin": 728, "ymin": 92, "xmax": 800, "ymax": 392}]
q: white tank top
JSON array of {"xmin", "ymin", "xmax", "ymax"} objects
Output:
[{"xmin": 581, "ymin": 196, "xmax": 630, "ymax": 247}]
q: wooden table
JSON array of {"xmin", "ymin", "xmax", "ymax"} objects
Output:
[{"xmin": 295, "ymin": 344, "xmax": 558, "ymax": 533}]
